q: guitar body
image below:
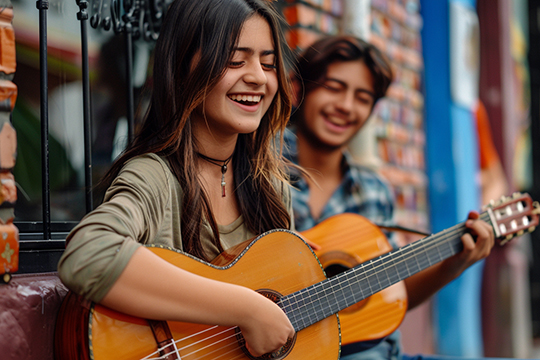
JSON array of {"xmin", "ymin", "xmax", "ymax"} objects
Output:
[
  {"xmin": 301, "ymin": 213, "xmax": 408, "ymax": 346},
  {"xmin": 55, "ymin": 194, "xmax": 540, "ymax": 360},
  {"xmin": 55, "ymin": 193, "xmax": 540, "ymax": 359},
  {"xmin": 55, "ymin": 230, "xmax": 340, "ymax": 360}
]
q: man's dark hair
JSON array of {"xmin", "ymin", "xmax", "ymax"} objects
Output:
[{"xmin": 293, "ymin": 35, "xmax": 394, "ymax": 103}]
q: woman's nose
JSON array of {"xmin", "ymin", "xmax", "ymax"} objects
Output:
[{"xmin": 243, "ymin": 62, "xmax": 268, "ymax": 86}]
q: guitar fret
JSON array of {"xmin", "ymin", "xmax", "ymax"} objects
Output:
[
  {"xmin": 334, "ymin": 285, "xmax": 349, "ymax": 312},
  {"xmin": 282, "ymin": 291, "xmax": 308, "ymax": 331},
  {"xmin": 375, "ymin": 264, "xmax": 390, "ymax": 291},
  {"xmin": 316, "ymin": 288, "xmax": 329, "ymax": 319},
  {"xmin": 365, "ymin": 263, "xmax": 378, "ymax": 291},
  {"xmin": 389, "ymin": 252, "xmax": 400, "ymax": 284},
  {"xmin": 320, "ymin": 277, "xmax": 348, "ymax": 317},
  {"xmin": 442, "ymin": 239, "xmax": 454, "ymax": 260},
  {"xmin": 338, "ymin": 274, "xmax": 357, "ymax": 307},
  {"xmin": 420, "ymin": 240, "xmax": 434, "ymax": 270},
  {"xmin": 61, "ymin": 195, "xmax": 536, "ymax": 360},
  {"xmin": 403, "ymin": 250, "xmax": 412, "ymax": 278},
  {"xmin": 374, "ymin": 265, "xmax": 384, "ymax": 290},
  {"xmin": 328, "ymin": 277, "xmax": 342, "ymax": 314},
  {"xmin": 308, "ymin": 289, "xmax": 322, "ymax": 323},
  {"xmin": 282, "ymin": 197, "xmax": 535, "ymax": 332},
  {"xmin": 417, "ymin": 250, "xmax": 430, "ymax": 269},
  {"xmin": 383, "ymin": 262, "xmax": 393, "ymax": 285},
  {"xmin": 435, "ymin": 235, "xmax": 445, "ymax": 263},
  {"xmin": 347, "ymin": 271, "xmax": 363, "ymax": 303},
  {"xmin": 291, "ymin": 289, "xmax": 310, "ymax": 330},
  {"xmin": 310, "ymin": 287, "xmax": 333, "ymax": 324},
  {"xmin": 287, "ymin": 228, "xmax": 468, "ymax": 331},
  {"xmin": 288, "ymin": 282, "xmax": 329, "ymax": 329},
  {"xmin": 287, "ymin": 236, "xmax": 462, "ymax": 330},
  {"xmin": 412, "ymin": 249, "xmax": 422, "ymax": 274}
]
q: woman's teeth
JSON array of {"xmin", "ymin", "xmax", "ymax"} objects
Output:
[{"xmin": 229, "ymin": 94, "xmax": 262, "ymax": 104}]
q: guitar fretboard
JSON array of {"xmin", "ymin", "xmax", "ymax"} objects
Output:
[{"xmin": 279, "ymin": 212, "xmax": 491, "ymax": 331}]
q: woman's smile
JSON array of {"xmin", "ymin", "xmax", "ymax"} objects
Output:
[{"xmin": 228, "ymin": 93, "xmax": 264, "ymax": 112}]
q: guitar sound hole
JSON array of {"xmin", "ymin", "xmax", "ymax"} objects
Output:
[{"xmin": 324, "ymin": 264, "xmax": 350, "ymax": 278}]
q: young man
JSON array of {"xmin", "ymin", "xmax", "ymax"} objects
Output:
[{"xmin": 284, "ymin": 35, "xmax": 495, "ymax": 360}]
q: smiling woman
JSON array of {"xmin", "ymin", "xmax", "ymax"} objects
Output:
[
  {"xmin": 192, "ymin": 14, "xmax": 280, "ymax": 210},
  {"xmin": 192, "ymin": 15, "xmax": 279, "ymax": 164},
  {"xmin": 56, "ymin": 0, "xmax": 299, "ymax": 358}
]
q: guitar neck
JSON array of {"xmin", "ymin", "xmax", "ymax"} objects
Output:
[{"xmin": 279, "ymin": 212, "xmax": 491, "ymax": 332}]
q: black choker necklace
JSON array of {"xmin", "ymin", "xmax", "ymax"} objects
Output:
[{"xmin": 197, "ymin": 152, "xmax": 233, "ymax": 197}]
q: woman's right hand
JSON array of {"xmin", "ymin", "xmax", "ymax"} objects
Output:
[
  {"xmin": 239, "ymin": 293, "xmax": 295, "ymax": 357},
  {"xmin": 91, "ymin": 247, "xmax": 294, "ymax": 357}
]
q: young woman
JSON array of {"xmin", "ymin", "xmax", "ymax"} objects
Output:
[{"xmin": 58, "ymin": 0, "xmax": 296, "ymax": 356}]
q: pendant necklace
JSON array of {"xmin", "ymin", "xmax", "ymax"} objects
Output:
[{"xmin": 197, "ymin": 152, "xmax": 233, "ymax": 197}]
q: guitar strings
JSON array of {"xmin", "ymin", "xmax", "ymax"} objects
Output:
[
  {"xmin": 142, "ymin": 219, "xmax": 474, "ymax": 359},
  {"xmin": 139, "ymin": 327, "xmax": 217, "ymax": 359},
  {"xmin": 173, "ymin": 332, "xmax": 249, "ymax": 360},
  {"xmin": 284, "ymin": 225, "xmax": 463, "ymax": 322},
  {"xmin": 180, "ymin": 328, "xmax": 241, "ymax": 358},
  {"xmin": 145, "ymin": 224, "xmax": 460, "ymax": 359},
  {"xmin": 139, "ymin": 325, "xmax": 233, "ymax": 359},
  {"xmin": 137, "ymin": 214, "xmax": 493, "ymax": 359},
  {"xmin": 292, "ymin": 212, "xmax": 489, "ymax": 321},
  {"xmin": 181, "ymin": 336, "xmax": 244, "ymax": 360},
  {"xmin": 139, "ymin": 325, "xmax": 246, "ymax": 360},
  {"xmin": 281, "ymin": 213, "xmax": 491, "ymax": 327}
]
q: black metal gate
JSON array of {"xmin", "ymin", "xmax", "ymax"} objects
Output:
[{"xmin": 15, "ymin": 0, "xmax": 169, "ymax": 273}]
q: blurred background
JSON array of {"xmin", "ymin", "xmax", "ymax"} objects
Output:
[{"xmin": 5, "ymin": 0, "xmax": 540, "ymax": 357}]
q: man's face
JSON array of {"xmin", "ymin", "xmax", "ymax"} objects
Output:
[{"xmin": 298, "ymin": 60, "xmax": 376, "ymax": 150}]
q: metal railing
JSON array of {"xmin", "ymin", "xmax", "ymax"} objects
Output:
[{"xmin": 16, "ymin": 0, "xmax": 168, "ymax": 273}]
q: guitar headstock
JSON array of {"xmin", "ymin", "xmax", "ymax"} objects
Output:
[{"xmin": 483, "ymin": 192, "xmax": 540, "ymax": 245}]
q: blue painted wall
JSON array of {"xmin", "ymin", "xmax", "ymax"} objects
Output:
[{"xmin": 421, "ymin": 0, "xmax": 483, "ymax": 357}]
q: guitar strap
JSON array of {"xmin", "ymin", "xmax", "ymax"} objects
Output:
[{"xmin": 148, "ymin": 319, "xmax": 182, "ymax": 360}]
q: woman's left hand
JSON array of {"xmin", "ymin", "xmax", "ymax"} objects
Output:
[{"xmin": 442, "ymin": 211, "xmax": 495, "ymax": 277}]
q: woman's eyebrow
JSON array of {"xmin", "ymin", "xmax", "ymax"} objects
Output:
[{"xmin": 234, "ymin": 47, "xmax": 275, "ymax": 56}]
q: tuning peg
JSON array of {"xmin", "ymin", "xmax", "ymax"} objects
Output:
[
  {"xmin": 533, "ymin": 202, "xmax": 540, "ymax": 215},
  {"xmin": 500, "ymin": 234, "xmax": 513, "ymax": 246},
  {"xmin": 495, "ymin": 196, "xmax": 506, "ymax": 207}
]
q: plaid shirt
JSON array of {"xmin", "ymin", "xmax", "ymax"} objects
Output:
[
  {"xmin": 283, "ymin": 128, "xmax": 399, "ymax": 250},
  {"xmin": 283, "ymin": 128, "xmax": 402, "ymax": 360}
]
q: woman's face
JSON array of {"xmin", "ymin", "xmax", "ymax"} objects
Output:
[{"xmin": 192, "ymin": 14, "xmax": 278, "ymax": 148}]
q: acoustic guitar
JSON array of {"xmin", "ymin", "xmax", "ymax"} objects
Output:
[
  {"xmin": 54, "ymin": 193, "xmax": 539, "ymax": 360},
  {"xmin": 301, "ymin": 213, "xmax": 410, "ymax": 347}
]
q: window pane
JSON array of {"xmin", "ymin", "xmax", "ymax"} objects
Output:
[{"xmin": 11, "ymin": 0, "xmax": 150, "ymax": 224}]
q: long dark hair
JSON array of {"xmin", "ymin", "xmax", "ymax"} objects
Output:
[{"xmin": 101, "ymin": 0, "xmax": 294, "ymax": 260}]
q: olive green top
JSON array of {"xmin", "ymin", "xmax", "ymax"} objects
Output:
[{"xmin": 58, "ymin": 153, "xmax": 293, "ymax": 302}]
